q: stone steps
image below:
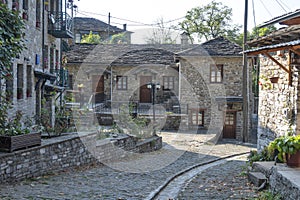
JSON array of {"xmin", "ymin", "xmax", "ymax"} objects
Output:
[{"xmin": 249, "ymin": 161, "xmax": 300, "ymax": 199}]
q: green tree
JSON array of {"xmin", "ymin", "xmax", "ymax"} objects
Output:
[
  {"xmin": 110, "ymin": 32, "xmax": 130, "ymax": 44},
  {"xmin": 145, "ymin": 17, "xmax": 178, "ymax": 44},
  {"xmin": 179, "ymin": 1, "xmax": 241, "ymax": 43},
  {"xmin": 250, "ymin": 25, "xmax": 277, "ymax": 40},
  {"xmin": 80, "ymin": 31, "xmax": 101, "ymax": 44}
]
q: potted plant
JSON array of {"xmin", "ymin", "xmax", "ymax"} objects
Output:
[
  {"xmin": 0, "ymin": 110, "xmax": 41, "ymax": 152},
  {"xmin": 268, "ymin": 135, "xmax": 300, "ymax": 167}
]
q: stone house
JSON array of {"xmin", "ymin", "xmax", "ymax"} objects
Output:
[
  {"xmin": 1, "ymin": 0, "xmax": 73, "ymax": 126},
  {"xmin": 65, "ymin": 37, "xmax": 248, "ymax": 141},
  {"xmin": 73, "ymin": 17, "xmax": 132, "ymax": 44},
  {"xmin": 246, "ymin": 9, "xmax": 300, "ymax": 150}
]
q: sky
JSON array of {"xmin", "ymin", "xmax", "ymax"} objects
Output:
[{"xmin": 74, "ymin": 0, "xmax": 299, "ymax": 43}]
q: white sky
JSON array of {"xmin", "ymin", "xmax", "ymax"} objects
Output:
[{"xmin": 74, "ymin": 0, "xmax": 299, "ymax": 43}]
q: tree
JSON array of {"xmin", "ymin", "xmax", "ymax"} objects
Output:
[
  {"xmin": 249, "ymin": 25, "xmax": 277, "ymax": 40},
  {"xmin": 145, "ymin": 17, "xmax": 178, "ymax": 44},
  {"xmin": 80, "ymin": 31, "xmax": 101, "ymax": 44},
  {"xmin": 179, "ymin": 1, "xmax": 241, "ymax": 43},
  {"xmin": 110, "ymin": 32, "xmax": 130, "ymax": 44}
]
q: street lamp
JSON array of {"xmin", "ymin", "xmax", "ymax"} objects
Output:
[{"xmin": 147, "ymin": 82, "xmax": 160, "ymax": 135}]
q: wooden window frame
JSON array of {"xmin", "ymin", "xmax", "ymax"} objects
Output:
[
  {"xmin": 116, "ymin": 76, "xmax": 127, "ymax": 90},
  {"xmin": 190, "ymin": 109, "xmax": 204, "ymax": 126},
  {"xmin": 210, "ymin": 64, "xmax": 223, "ymax": 83},
  {"xmin": 163, "ymin": 76, "xmax": 174, "ymax": 90},
  {"xmin": 17, "ymin": 64, "xmax": 24, "ymax": 100}
]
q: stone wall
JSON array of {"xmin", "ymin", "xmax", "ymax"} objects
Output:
[
  {"xmin": 257, "ymin": 52, "xmax": 299, "ymax": 150},
  {"xmin": 180, "ymin": 56, "xmax": 244, "ymax": 139},
  {"xmin": 0, "ymin": 133, "xmax": 162, "ymax": 182},
  {"xmin": 5, "ymin": 0, "xmax": 62, "ymax": 124}
]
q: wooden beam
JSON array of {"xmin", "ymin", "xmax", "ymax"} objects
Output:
[
  {"xmin": 290, "ymin": 47, "xmax": 300, "ymax": 57},
  {"xmin": 263, "ymin": 51, "xmax": 290, "ymax": 73}
]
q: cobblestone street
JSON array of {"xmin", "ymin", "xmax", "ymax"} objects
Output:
[{"xmin": 0, "ymin": 132, "xmax": 257, "ymax": 200}]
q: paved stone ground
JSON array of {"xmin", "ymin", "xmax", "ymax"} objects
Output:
[
  {"xmin": 177, "ymin": 155, "xmax": 259, "ymax": 200},
  {"xmin": 0, "ymin": 132, "xmax": 257, "ymax": 200}
]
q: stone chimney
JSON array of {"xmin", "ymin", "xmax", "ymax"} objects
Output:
[
  {"xmin": 123, "ymin": 24, "xmax": 127, "ymax": 31},
  {"xmin": 180, "ymin": 32, "xmax": 189, "ymax": 45}
]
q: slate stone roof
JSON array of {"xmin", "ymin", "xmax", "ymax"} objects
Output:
[
  {"xmin": 74, "ymin": 17, "xmax": 124, "ymax": 33},
  {"xmin": 65, "ymin": 37, "xmax": 242, "ymax": 67},
  {"xmin": 65, "ymin": 44, "xmax": 196, "ymax": 66},
  {"xmin": 177, "ymin": 37, "xmax": 243, "ymax": 57},
  {"xmin": 110, "ymin": 48, "xmax": 177, "ymax": 66}
]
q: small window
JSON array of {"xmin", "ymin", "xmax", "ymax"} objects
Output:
[
  {"xmin": 17, "ymin": 64, "xmax": 24, "ymax": 100},
  {"xmin": 75, "ymin": 34, "xmax": 81, "ymax": 43},
  {"xmin": 36, "ymin": 0, "xmax": 41, "ymax": 28},
  {"xmin": 43, "ymin": 45, "xmax": 48, "ymax": 69},
  {"xmin": 5, "ymin": 64, "xmax": 13, "ymax": 102},
  {"xmin": 22, "ymin": 0, "xmax": 28, "ymax": 10},
  {"xmin": 12, "ymin": 0, "xmax": 19, "ymax": 11},
  {"xmin": 210, "ymin": 64, "xmax": 223, "ymax": 83},
  {"xmin": 26, "ymin": 65, "xmax": 32, "ymax": 98},
  {"xmin": 163, "ymin": 76, "xmax": 174, "ymax": 90},
  {"xmin": 190, "ymin": 109, "xmax": 204, "ymax": 126},
  {"xmin": 116, "ymin": 76, "xmax": 127, "ymax": 90}
]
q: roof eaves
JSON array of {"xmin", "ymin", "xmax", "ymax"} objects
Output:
[{"xmin": 258, "ymin": 9, "xmax": 300, "ymax": 28}]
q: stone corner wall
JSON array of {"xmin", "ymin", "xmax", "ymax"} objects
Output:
[{"xmin": 257, "ymin": 53, "xmax": 299, "ymax": 151}]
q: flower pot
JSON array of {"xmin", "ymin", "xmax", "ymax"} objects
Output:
[
  {"xmin": 0, "ymin": 132, "xmax": 41, "ymax": 152},
  {"xmin": 286, "ymin": 150, "xmax": 300, "ymax": 167}
]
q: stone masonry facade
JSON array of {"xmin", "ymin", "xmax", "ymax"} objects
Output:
[{"xmin": 257, "ymin": 52, "xmax": 300, "ymax": 150}]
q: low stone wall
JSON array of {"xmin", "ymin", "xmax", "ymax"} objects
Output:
[
  {"xmin": 252, "ymin": 162, "xmax": 300, "ymax": 200},
  {"xmin": 162, "ymin": 114, "xmax": 188, "ymax": 130},
  {"xmin": 269, "ymin": 166, "xmax": 300, "ymax": 200},
  {"xmin": 0, "ymin": 132, "xmax": 162, "ymax": 183}
]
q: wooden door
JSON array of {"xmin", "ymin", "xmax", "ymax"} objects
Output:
[
  {"xmin": 140, "ymin": 76, "xmax": 152, "ymax": 103},
  {"xmin": 223, "ymin": 112, "xmax": 236, "ymax": 139},
  {"xmin": 92, "ymin": 75, "xmax": 104, "ymax": 103}
]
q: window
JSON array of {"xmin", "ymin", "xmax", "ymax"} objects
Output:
[
  {"xmin": 163, "ymin": 76, "xmax": 174, "ymax": 90},
  {"xmin": 50, "ymin": 47, "xmax": 54, "ymax": 73},
  {"xmin": 17, "ymin": 64, "xmax": 24, "ymax": 100},
  {"xmin": 190, "ymin": 109, "xmax": 204, "ymax": 126},
  {"xmin": 26, "ymin": 65, "xmax": 32, "ymax": 98},
  {"xmin": 36, "ymin": 0, "xmax": 41, "ymax": 28},
  {"xmin": 12, "ymin": 0, "xmax": 19, "ymax": 11},
  {"xmin": 210, "ymin": 64, "xmax": 223, "ymax": 83},
  {"xmin": 43, "ymin": 45, "xmax": 48, "ymax": 69},
  {"xmin": 22, "ymin": 0, "xmax": 28, "ymax": 10},
  {"xmin": 116, "ymin": 76, "xmax": 127, "ymax": 90},
  {"xmin": 55, "ymin": 50, "xmax": 59, "ymax": 69},
  {"xmin": 75, "ymin": 34, "xmax": 81, "ymax": 43},
  {"xmin": 5, "ymin": 65, "xmax": 13, "ymax": 102}
]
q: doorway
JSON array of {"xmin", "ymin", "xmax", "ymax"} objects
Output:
[
  {"xmin": 139, "ymin": 76, "xmax": 152, "ymax": 103},
  {"xmin": 223, "ymin": 111, "xmax": 236, "ymax": 139}
]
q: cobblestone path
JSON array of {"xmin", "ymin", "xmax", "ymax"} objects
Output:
[
  {"xmin": 0, "ymin": 132, "xmax": 257, "ymax": 200},
  {"xmin": 177, "ymin": 155, "xmax": 259, "ymax": 200}
]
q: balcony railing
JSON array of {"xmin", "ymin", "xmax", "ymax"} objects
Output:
[
  {"xmin": 48, "ymin": 12, "xmax": 73, "ymax": 38},
  {"xmin": 50, "ymin": 68, "xmax": 69, "ymax": 87}
]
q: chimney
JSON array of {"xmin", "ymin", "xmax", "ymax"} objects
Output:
[
  {"xmin": 123, "ymin": 24, "xmax": 127, "ymax": 31},
  {"xmin": 180, "ymin": 32, "xmax": 189, "ymax": 45}
]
